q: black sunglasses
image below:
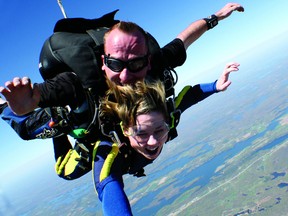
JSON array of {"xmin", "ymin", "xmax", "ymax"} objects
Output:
[{"xmin": 104, "ymin": 54, "xmax": 149, "ymax": 73}]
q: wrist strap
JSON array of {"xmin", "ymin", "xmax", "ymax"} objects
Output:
[{"xmin": 204, "ymin": 14, "xmax": 218, "ymax": 30}]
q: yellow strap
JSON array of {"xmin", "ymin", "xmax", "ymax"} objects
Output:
[
  {"xmin": 174, "ymin": 85, "xmax": 191, "ymax": 108},
  {"xmin": 55, "ymin": 149, "xmax": 73, "ymax": 175},
  {"xmin": 55, "ymin": 149, "xmax": 82, "ymax": 176},
  {"xmin": 99, "ymin": 143, "xmax": 119, "ymax": 182},
  {"xmin": 92, "ymin": 141, "xmax": 101, "ymax": 171},
  {"xmin": 91, "ymin": 141, "xmax": 119, "ymax": 197},
  {"xmin": 92, "ymin": 141, "xmax": 119, "ymax": 182}
]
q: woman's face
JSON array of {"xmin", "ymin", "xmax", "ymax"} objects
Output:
[{"xmin": 125, "ymin": 111, "xmax": 169, "ymax": 160}]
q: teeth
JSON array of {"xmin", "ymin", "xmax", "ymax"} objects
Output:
[{"xmin": 146, "ymin": 147, "xmax": 158, "ymax": 151}]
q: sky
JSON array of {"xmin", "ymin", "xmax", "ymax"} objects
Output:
[{"xmin": 1, "ymin": 0, "xmax": 288, "ymax": 183}]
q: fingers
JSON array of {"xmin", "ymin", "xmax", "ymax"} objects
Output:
[
  {"xmin": 0, "ymin": 87, "xmax": 11, "ymax": 100},
  {"xmin": 22, "ymin": 77, "xmax": 31, "ymax": 85},
  {"xmin": 0, "ymin": 84, "xmax": 11, "ymax": 97},
  {"xmin": 13, "ymin": 77, "xmax": 31, "ymax": 86},
  {"xmin": 225, "ymin": 62, "xmax": 240, "ymax": 73},
  {"xmin": 4, "ymin": 77, "xmax": 31, "ymax": 90},
  {"xmin": 217, "ymin": 61, "xmax": 240, "ymax": 91},
  {"xmin": 227, "ymin": 3, "xmax": 244, "ymax": 12},
  {"xmin": 216, "ymin": 3, "xmax": 244, "ymax": 20},
  {"xmin": 234, "ymin": 4, "xmax": 245, "ymax": 12},
  {"xmin": 1, "ymin": 77, "xmax": 31, "ymax": 100},
  {"xmin": 226, "ymin": 62, "xmax": 240, "ymax": 68},
  {"xmin": 0, "ymin": 86, "xmax": 7, "ymax": 97}
]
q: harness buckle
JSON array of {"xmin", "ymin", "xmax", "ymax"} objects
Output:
[
  {"xmin": 74, "ymin": 141, "xmax": 91, "ymax": 163},
  {"xmin": 100, "ymin": 123, "xmax": 123, "ymax": 147},
  {"xmin": 170, "ymin": 109, "xmax": 181, "ymax": 129},
  {"xmin": 163, "ymin": 67, "xmax": 178, "ymax": 98}
]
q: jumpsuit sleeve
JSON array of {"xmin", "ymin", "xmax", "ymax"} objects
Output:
[
  {"xmin": 1, "ymin": 106, "xmax": 64, "ymax": 140},
  {"xmin": 160, "ymin": 38, "xmax": 187, "ymax": 68},
  {"xmin": 175, "ymin": 81, "xmax": 218, "ymax": 113},
  {"xmin": 149, "ymin": 38, "xmax": 187, "ymax": 78},
  {"xmin": 35, "ymin": 72, "xmax": 86, "ymax": 110},
  {"xmin": 93, "ymin": 141, "xmax": 133, "ymax": 216},
  {"xmin": 1, "ymin": 105, "xmax": 33, "ymax": 140}
]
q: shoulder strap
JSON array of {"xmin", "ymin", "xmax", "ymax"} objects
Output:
[{"xmin": 86, "ymin": 27, "xmax": 109, "ymax": 46}]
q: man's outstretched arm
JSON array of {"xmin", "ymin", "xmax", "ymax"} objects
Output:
[
  {"xmin": 0, "ymin": 73, "xmax": 86, "ymax": 116},
  {"xmin": 177, "ymin": 3, "xmax": 244, "ymax": 49}
]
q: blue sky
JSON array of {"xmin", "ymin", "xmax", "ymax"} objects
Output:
[{"xmin": 1, "ymin": 0, "xmax": 288, "ymax": 182}]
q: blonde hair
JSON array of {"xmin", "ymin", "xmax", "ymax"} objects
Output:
[{"xmin": 100, "ymin": 80, "xmax": 168, "ymax": 130}]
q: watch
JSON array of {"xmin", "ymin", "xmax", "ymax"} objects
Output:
[{"xmin": 204, "ymin": 14, "xmax": 218, "ymax": 30}]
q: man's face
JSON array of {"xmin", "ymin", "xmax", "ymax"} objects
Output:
[{"xmin": 102, "ymin": 29, "xmax": 151, "ymax": 86}]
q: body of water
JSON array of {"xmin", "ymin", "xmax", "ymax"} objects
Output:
[{"xmin": 135, "ymin": 114, "xmax": 288, "ymax": 215}]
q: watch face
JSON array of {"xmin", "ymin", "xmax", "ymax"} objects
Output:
[{"xmin": 204, "ymin": 15, "xmax": 218, "ymax": 29}]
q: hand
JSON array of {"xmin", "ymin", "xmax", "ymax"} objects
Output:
[
  {"xmin": 216, "ymin": 62, "xmax": 240, "ymax": 92},
  {"xmin": 0, "ymin": 77, "xmax": 40, "ymax": 115},
  {"xmin": 215, "ymin": 3, "xmax": 244, "ymax": 21}
]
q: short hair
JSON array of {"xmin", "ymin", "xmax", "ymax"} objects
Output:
[
  {"xmin": 103, "ymin": 21, "xmax": 149, "ymax": 53},
  {"xmin": 100, "ymin": 79, "xmax": 168, "ymax": 130}
]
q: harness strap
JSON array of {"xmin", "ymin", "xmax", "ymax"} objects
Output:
[
  {"xmin": 92, "ymin": 141, "xmax": 119, "ymax": 183},
  {"xmin": 64, "ymin": 89, "xmax": 99, "ymax": 138},
  {"xmin": 55, "ymin": 149, "xmax": 73, "ymax": 175},
  {"xmin": 86, "ymin": 28, "xmax": 108, "ymax": 46},
  {"xmin": 54, "ymin": 148, "xmax": 91, "ymax": 179},
  {"xmin": 163, "ymin": 67, "xmax": 178, "ymax": 98},
  {"xmin": 170, "ymin": 109, "xmax": 181, "ymax": 129},
  {"xmin": 99, "ymin": 143, "xmax": 119, "ymax": 182},
  {"xmin": 166, "ymin": 85, "xmax": 191, "ymax": 142},
  {"xmin": 55, "ymin": 139, "xmax": 93, "ymax": 180},
  {"xmin": 174, "ymin": 85, "xmax": 191, "ymax": 109}
]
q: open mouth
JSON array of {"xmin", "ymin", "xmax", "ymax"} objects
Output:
[{"xmin": 145, "ymin": 146, "xmax": 159, "ymax": 156}]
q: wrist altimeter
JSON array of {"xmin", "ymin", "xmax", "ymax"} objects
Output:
[{"xmin": 204, "ymin": 14, "xmax": 218, "ymax": 30}]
